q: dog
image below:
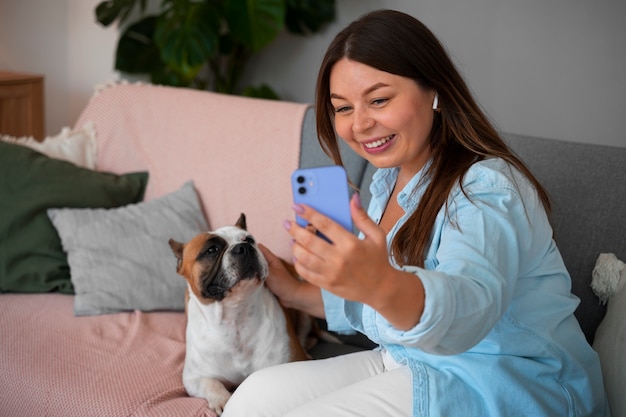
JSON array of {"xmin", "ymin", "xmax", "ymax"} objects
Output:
[{"xmin": 168, "ymin": 213, "xmax": 310, "ymax": 415}]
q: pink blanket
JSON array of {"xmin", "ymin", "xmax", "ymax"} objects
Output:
[
  {"xmin": 0, "ymin": 294, "xmax": 213, "ymax": 416},
  {"xmin": 75, "ymin": 83, "xmax": 308, "ymax": 261}
]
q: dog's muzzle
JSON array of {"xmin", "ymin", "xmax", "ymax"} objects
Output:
[
  {"xmin": 200, "ymin": 242, "xmax": 264, "ymax": 301},
  {"xmin": 232, "ymin": 242, "xmax": 264, "ymax": 280}
]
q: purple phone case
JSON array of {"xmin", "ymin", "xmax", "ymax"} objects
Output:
[{"xmin": 291, "ymin": 165, "xmax": 353, "ymax": 234}]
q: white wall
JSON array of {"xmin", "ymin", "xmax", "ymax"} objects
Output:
[
  {"xmin": 0, "ymin": 0, "xmax": 117, "ymax": 136},
  {"xmin": 244, "ymin": 0, "xmax": 626, "ymax": 147},
  {"xmin": 1, "ymin": 0, "xmax": 624, "ymax": 147}
]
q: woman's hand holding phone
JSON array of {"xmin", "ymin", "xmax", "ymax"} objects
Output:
[{"xmin": 286, "ymin": 172, "xmax": 398, "ymax": 309}]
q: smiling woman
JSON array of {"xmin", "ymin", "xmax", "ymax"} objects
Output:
[{"xmin": 222, "ymin": 9, "xmax": 610, "ymax": 417}]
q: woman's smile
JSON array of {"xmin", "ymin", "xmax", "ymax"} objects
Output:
[{"xmin": 362, "ymin": 134, "xmax": 396, "ymax": 153}]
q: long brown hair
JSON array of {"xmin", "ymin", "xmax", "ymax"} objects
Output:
[{"xmin": 315, "ymin": 9, "xmax": 550, "ymax": 267}]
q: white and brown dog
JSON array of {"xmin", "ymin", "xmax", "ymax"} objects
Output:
[{"xmin": 168, "ymin": 214, "xmax": 309, "ymax": 415}]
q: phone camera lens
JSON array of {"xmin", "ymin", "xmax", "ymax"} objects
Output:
[
  {"xmin": 298, "ymin": 186, "xmax": 307, "ymax": 195},
  {"xmin": 296, "ymin": 175, "xmax": 305, "ymax": 184}
]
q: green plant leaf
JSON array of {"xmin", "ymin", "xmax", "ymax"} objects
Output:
[
  {"xmin": 97, "ymin": 0, "xmax": 335, "ymax": 94},
  {"xmin": 154, "ymin": 1, "xmax": 219, "ymax": 81},
  {"xmin": 115, "ymin": 16, "xmax": 163, "ymax": 74},
  {"xmin": 285, "ymin": 0, "xmax": 335, "ymax": 35},
  {"xmin": 224, "ymin": 0, "xmax": 286, "ymax": 52},
  {"xmin": 150, "ymin": 67, "xmax": 192, "ymax": 87}
]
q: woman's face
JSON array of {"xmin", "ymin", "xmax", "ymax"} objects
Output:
[{"xmin": 329, "ymin": 58, "xmax": 435, "ymax": 180}]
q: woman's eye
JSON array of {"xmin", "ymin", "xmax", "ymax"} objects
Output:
[
  {"xmin": 371, "ymin": 98, "xmax": 388, "ymax": 106},
  {"xmin": 334, "ymin": 105, "xmax": 351, "ymax": 114}
]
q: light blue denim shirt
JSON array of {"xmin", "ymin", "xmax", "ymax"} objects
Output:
[{"xmin": 322, "ymin": 158, "xmax": 609, "ymax": 417}]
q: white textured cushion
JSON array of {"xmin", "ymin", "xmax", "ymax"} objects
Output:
[
  {"xmin": 592, "ymin": 253, "xmax": 626, "ymax": 416},
  {"xmin": 48, "ymin": 181, "xmax": 208, "ymax": 316},
  {"xmin": 1, "ymin": 121, "xmax": 97, "ymax": 169}
]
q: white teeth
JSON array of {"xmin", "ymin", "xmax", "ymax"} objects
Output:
[{"xmin": 364, "ymin": 135, "xmax": 393, "ymax": 149}]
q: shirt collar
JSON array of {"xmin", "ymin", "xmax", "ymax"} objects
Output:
[{"xmin": 369, "ymin": 159, "xmax": 432, "ymax": 212}]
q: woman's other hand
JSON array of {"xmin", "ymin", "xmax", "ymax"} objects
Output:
[{"xmin": 258, "ymin": 243, "xmax": 325, "ymax": 319}]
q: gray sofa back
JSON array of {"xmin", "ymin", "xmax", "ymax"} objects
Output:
[
  {"xmin": 503, "ymin": 133, "xmax": 626, "ymax": 343},
  {"xmin": 299, "ymin": 107, "xmax": 625, "ymax": 343}
]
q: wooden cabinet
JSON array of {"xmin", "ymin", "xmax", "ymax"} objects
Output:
[{"xmin": 0, "ymin": 71, "xmax": 44, "ymax": 141}]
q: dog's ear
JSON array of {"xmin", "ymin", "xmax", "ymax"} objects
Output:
[
  {"xmin": 235, "ymin": 213, "xmax": 247, "ymax": 230},
  {"xmin": 168, "ymin": 239, "xmax": 185, "ymax": 272}
]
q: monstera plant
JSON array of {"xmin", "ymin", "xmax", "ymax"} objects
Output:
[{"xmin": 96, "ymin": 0, "xmax": 335, "ymax": 99}]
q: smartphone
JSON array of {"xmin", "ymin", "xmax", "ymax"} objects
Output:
[{"xmin": 291, "ymin": 166, "xmax": 353, "ymax": 239}]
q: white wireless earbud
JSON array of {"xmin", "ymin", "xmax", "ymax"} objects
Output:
[{"xmin": 432, "ymin": 93, "xmax": 439, "ymax": 111}]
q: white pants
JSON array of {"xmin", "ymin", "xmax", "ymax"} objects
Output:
[{"xmin": 222, "ymin": 349, "xmax": 413, "ymax": 417}]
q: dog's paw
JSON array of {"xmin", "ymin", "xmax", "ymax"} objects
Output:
[
  {"xmin": 186, "ymin": 377, "xmax": 232, "ymax": 416},
  {"xmin": 206, "ymin": 391, "xmax": 231, "ymax": 416},
  {"xmin": 202, "ymin": 380, "xmax": 232, "ymax": 416}
]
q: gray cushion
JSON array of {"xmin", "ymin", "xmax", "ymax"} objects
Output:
[{"xmin": 48, "ymin": 181, "xmax": 208, "ymax": 316}]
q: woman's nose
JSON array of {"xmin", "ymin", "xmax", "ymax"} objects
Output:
[{"xmin": 353, "ymin": 111, "xmax": 374, "ymax": 132}]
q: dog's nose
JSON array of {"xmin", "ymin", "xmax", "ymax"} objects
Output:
[{"xmin": 232, "ymin": 242, "xmax": 251, "ymax": 256}]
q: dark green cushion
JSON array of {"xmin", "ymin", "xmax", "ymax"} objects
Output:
[{"xmin": 0, "ymin": 141, "xmax": 148, "ymax": 294}]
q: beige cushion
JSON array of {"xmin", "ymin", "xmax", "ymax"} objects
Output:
[
  {"xmin": 592, "ymin": 253, "xmax": 626, "ymax": 416},
  {"xmin": 1, "ymin": 121, "xmax": 97, "ymax": 168}
]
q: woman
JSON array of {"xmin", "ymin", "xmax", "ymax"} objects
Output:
[{"xmin": 223, "ymin": 9, "xmax": 608, "ymax": 417}]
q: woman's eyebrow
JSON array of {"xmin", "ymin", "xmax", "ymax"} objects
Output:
[
  {"xmin": 363, "ymin": 82, "xmax": 389, "ymax": 95},
  {"xmin": 330, "ymin": 82, "xmax": 390, "ymax": 100}
]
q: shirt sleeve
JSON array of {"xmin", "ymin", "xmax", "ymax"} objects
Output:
[
  {"xmin": 375, "ymin": 168, "xmax": 543, "ymax": 355},
  {"xmin": 321, "ymin": 289, "xmax": 357, "ymax": 335}
]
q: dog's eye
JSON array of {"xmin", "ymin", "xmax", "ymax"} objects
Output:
[
  {"xmin": 203, "ymin": 245, "xmax": 220, "ymax": 256},
  {"xmin": 245, "ymin": 236, "xmax": 255, "ymax": 245}
]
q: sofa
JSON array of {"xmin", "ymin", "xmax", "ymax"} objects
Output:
[{"xmin": 0, "ymin": 82, "xmax": 624, "ymax": 416}]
